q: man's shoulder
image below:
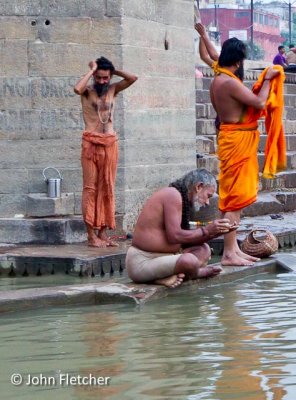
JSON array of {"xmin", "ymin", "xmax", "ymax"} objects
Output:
[{"xmin": 159, "ymin": 187, "xmax": 182, "ymax": 202}]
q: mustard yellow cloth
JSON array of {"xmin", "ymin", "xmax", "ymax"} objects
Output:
[{"xmin": 215, "ymin": 65, "xmax": 286, "ymax": 212}]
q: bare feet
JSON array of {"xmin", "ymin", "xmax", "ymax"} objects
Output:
[
  {"xmin": 154, "ymin": 273, "xmax": 185, "ymax": 288},
  {"xmin": 107, "ymin": 239, "xmax": 119, "ymax": 247},
  {"xmin": 221, "ymin": 253, "xmax": 254, "ymax": 266},
  {"xmin": 97, "ymin": 229, "xmax": 119, "ymax": 247},
  {"xmin": 88, "ymin": 237, "xmax": 108, "ymax": 248},
  {"xmin": 197, "ymin": 265, "xmax": 222, "ymax": 278},
  {"xmin": 234, "ymin": 242, "xmax": 260, "ymax": 262},
  {"xmin": 237, "ymin": 250, "xmax": 260, "ymax": 262}
]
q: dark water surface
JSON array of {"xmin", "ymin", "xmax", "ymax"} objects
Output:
[{"xmin": 1, "ymin": 265, "xmax": 296, "ymax": 399}]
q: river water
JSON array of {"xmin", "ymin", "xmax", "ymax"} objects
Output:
[{"xmin": 1, "ymin": 264, "xmax": 296, "ymax": 399}]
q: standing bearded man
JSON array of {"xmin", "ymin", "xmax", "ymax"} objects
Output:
[
  {"xmin": 211, "ymin": 38, "xmax": 282, "ymax": 266},
  {"xmin": 74, "ymin": 57, "xmax": 137, "ymax": 247}
]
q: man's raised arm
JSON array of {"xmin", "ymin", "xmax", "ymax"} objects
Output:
[
  {"xmin": 74, "ymin": 61, "xmax": 97, "ymax": 95},
  {"xmin": 114, "ymin": 69, "xmax": 138, "ymax": 95}
]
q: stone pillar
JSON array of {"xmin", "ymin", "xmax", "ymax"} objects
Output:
[{"xmin": 0, "ymin": 0, "xmax": 196, "ymax": 234}]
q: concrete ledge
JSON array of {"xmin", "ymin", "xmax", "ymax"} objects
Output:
[
  {"xmin": 26, "ymin": 193, "xmax": 75, "ymax": 217},
  {"xmin": 0, "ymin": 256, "xmax": 294, "ymax": 314}
]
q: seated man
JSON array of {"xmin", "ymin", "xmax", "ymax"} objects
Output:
[{"xmin": 126, "ymin": 169, "xmax": 238, "ymax": 288}]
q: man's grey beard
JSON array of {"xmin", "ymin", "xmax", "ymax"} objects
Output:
[
  {"xmin": 94, "ymin": 82, "xmax": 109, "ymax": 97},
  {"xmin": 193, "ymin": 199, "xmax": 203, "ymax": 212}
]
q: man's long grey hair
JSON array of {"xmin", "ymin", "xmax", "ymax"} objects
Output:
[{"xmin": 169, "ymin": 169, "xmax": 217, "ymax": 229}]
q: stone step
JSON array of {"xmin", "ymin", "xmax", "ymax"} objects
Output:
[
  {"xmin": 196, "ymin": 152, "xmax": 296, "ymax": 176},
  {"xmin": 196, "ymin": 136, "xmax": 216, "ymax": 154},
  {"xmin": 242, "ymin": 191, "xmax": 296, "ymax": 217},
  {"xmin": 258, "ymin": 151, "xmax": 296, "ymax": 171},
  {"xmin": 260, "ymin": 170, "xmax": 296, "ymax": 190},
  {"xmin": 0, "ymin": 214, "xmax": 126, "ymax": 245},
  {"xmin": 259, "ymin": 134, "xmax": 296, "ymax": 152},
  {"xmin": 196, "ymin": 154, "xmax": 219, "ymax": 175},
  {"xmin": 191, "ymin": 190, "xmax": 296, "ymax": 223},
  {"xmin": 200, "ymin": 75, "xmax": 296, "ymax": 94},
  {"xmin": 196, "ymin": 117, "xmax": 296, "ymax": 136},
  {"xmin": 197, "ymin": 134, "xmax": 296, "ymax": 153}
]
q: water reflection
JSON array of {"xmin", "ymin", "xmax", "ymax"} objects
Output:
[{"xmin": 1, "ymin": 271, "xmax": 296, "ymax": 399}]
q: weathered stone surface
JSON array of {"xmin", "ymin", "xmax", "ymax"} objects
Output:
[
  {"xmin": 122, "ymin": 18, "xmax": 194, "ymax": 52},
  {"xmin": 196, "ymin": 155, "xmax": 219, "ymax": 175},
  {"xmin": 242, "ymin": 193, "xmax": 283, "ymax": 217},
  {"xmin": 28, "ymin": 168, "xmax": 82, "ymax": 194},
  {"xmin": 123, "ymin": 109, "xmax": 195, "ymax": 140},
  {"xmin": 0, "ymin": 78, "xmax": 34, "ymax": 109},
  {"xmin": 196, "ymin": 136, "xmax": 215, "ymax": 154},
  {"xmin": 122, "ymin": 138, "xmax": 196, "ymax": 166},
  {"xmin": 196, "ymin": 119, "xmax": 216, "ymax": 135},
  {"xmin": 28, "ymin": 42, "xmax": 121, "ymax": 76},
  {"xmin": 0, "ymin": 194, "xmax": 27, "ymax": 216},
  {"xmin": 0, "ymin": 0, "xmax": 41, "ymax": 16},
  {"xmin": 1, "ymin": 40, "xmax": 28, "ymax": 76},
  {"xmin": 124, "ymin": 77, "xmax": 195, "ymax": 109},
  {"xmin": 38, "ymin": 0, "xmax": 106, "ymax": 17},
  {"xmin": 0, "ymin": 217, "xmax": 87, "ymax": 244},
  {"xmin": 0, "ymin": 17, "xmax": 37, "ymax": 39},
  {"xmin": 196, "ymin": 89, "xmax": 211, "ymax": 103},
  {"xmin": 31, "ymin": 77, "xmax": 80, "ymax": 109},
  {"xmin": 0, "ymin": 139, "xmax": 81, "ymax": 168},
  {"xmin": 123, "ymin": 46, "xmax": 194, "ymax": 78},
  {"xmin": 106, "ymin": 0, "xmax": 123, "ymax": 17},
  {"xmin": 0, "ymin": 169, "xmax": 28, "ymax": 194},
  {"xmin": 122, "ymin": 0, "xmax": 193, "ymax": 27},
  {"xmin": 26, "ymin": 193, "xmax": 75, "ymax": 217}
]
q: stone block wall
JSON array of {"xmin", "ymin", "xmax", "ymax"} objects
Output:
[{"xmin": 0, "ymin": 0, "xmax": 196, "ymax": 231}]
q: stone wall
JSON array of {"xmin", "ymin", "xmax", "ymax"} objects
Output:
[{"xmin": 0, "ymin": 0, "xmax": 196, "ymax": 232}]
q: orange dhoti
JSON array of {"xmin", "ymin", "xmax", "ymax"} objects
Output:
[
  {"xmin": 81, "ymin": 131, "xmax": 118, "ymax": 230},
  {"xmin": 218, "ymin": 122, "xmax": 260, "ymax": 213}
]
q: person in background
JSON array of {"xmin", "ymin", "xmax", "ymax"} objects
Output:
[
  {"xmin": 273, "ymin": 45, "xmax": 287, "ymax": 67},
  {"xmin": 286, "ymin": 44, "xmax": 296, "ymax": 65}
]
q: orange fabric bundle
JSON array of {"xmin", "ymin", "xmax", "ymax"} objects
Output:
[
  {"xmin": 215, "ymin": 65, "xmax": 286, "ymax": 212},
  {"xmin": 81, "ymin": 131, "xmax": 118, "ymax": 230},
  {"xmin": 251, "ymin": 66, "xmax": 286, "ymax": 178}
]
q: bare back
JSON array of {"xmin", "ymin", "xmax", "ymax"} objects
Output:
[
  {"xmin": 81, "ymin": 84, "xmax": 116, "ymax": 134},
  {"xmin": 210, "ymin": 75, "xmax": 246, "ymax": 123},
  {"xmin": 132, "ymin": 187, "xmax": 182, "ymax": 253}
]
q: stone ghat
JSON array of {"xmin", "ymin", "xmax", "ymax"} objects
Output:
[{"xmin": 0, "ymin": 254, "xmax": 295, "ymax": 314}]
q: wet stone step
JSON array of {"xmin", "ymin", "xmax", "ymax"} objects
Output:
[{"xmin": 0, "ymin": 254, "xmax": 126, "ymax": 278}]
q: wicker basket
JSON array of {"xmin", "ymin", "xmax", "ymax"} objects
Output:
[{"xmin": 241, "ymin": 229, "xmax": 278, "ymax": 258}]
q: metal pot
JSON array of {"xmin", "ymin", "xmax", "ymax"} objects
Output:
[{"xmin": 42, "ymin": 167, "xmax": 63, "ymax": 198}]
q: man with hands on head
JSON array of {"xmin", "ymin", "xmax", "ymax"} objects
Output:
[{"xmin": 74, "ymin": 57, "xmax": 137, "ymax": 248}]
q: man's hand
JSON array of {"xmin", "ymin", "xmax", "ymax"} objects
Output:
[
  {"xmin": 195, "ymin": 23, "xmax": 207, "ymax": 37},
  {"xmin": 88, "ymin": 60, "xmax": 97, "ymax": 73},
  {"xmin": 265, "ymin": 67, "xmax": 280, "ymax": 80},
  {"xmin": 204, "ymin": 219, "xmax": 239, "ymax": 237}
]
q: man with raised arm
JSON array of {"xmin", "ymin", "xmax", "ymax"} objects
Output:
[
  {"xmin": 211, "ymin": 38, "xmax": 282, "ymax": 266},
  {"xmin": 74, "ymin": 57, "xmax": 137, "ymax": 248},
  {"xmin": 126, "ymin": 169, "xmax": 238, "ymax": 288}
]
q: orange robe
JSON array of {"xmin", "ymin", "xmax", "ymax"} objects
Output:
[
  {"xmin": 216, "ymin": 65, "xmax": 286, "ymax": 212},
  {"xmin": 81, "ymin": 131, "xmax": 118, "ymax": 230}
]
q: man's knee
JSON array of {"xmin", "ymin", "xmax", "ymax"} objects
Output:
[
  {"xmin": 175, "ymin": 253, "xmax": 199, "ymax": 276},
  {"xmin": 200, "ymin": 243, "xmax": 211, "ymax": 259}
]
